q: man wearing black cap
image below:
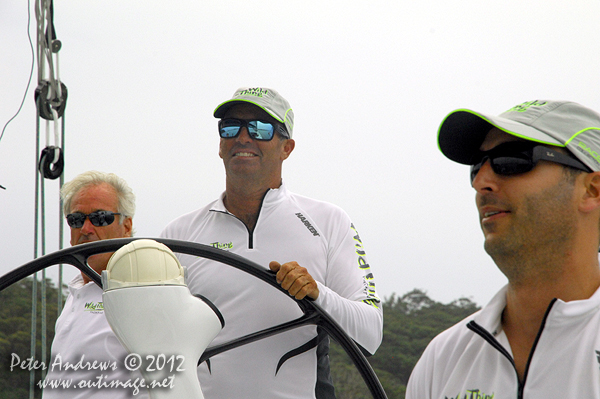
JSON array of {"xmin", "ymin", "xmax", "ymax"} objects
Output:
[
  {"xmin": 407, "ymin": 100, "xmax": 600, "ymax": 398},
  {"xmin": 161, "ymin": 87, "xmax": 382, "ymax": 398}
]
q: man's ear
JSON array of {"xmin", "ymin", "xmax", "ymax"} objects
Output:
[
  {"xmin": 123, "ymin": 217, "xmax": 133, "ymax": 237},
  {"xmin": 281, "ymin": 139, "xmax": 295, "ymax": 161},
  {"xmin": 579, "ymin": 172, "xmax": 600, "ymax": 213}
]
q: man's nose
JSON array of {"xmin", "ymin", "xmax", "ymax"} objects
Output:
[
  {"xmin": 79, "ymin": 217, "xmax": 95, "ymax": 234},
  {"xmin": 471, "ymin": 160, "xmax": 499, "ymax": 193},
  {"xmin": 235, "ymin": 127, "xmax": 254, "ymax": 143}
]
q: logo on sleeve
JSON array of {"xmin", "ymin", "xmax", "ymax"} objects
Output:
[{"xmin": 351, "ymin": 224, "xmax": 380, "ymax": 308}]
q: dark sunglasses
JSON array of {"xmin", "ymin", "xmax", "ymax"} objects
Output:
[
  {"xmin": 66, "ymin": 211, "xmax": 122, "ymax": 228},
  {"xmin": 218, "ymin": 118, "xmax": 288, "ymax": 141},
  {"xmin": 470, "ymin": 141, "xmax": 591, "ymax": 183}
]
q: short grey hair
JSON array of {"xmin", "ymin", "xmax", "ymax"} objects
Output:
[{"xmin": 61, "ymin": 171, "xmax": 136, "ymax": 224}]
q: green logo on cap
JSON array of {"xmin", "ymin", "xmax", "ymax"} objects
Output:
[
  {"xmin": 237, "ymin": 88, "xmax": 269, "ymax": 98},
  {"xmin": 506, "ymin": 100, "xmax": 547, "ymax": 113}
]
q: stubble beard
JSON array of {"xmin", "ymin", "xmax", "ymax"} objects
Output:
[{"xmin": 483, "ymin": 176, "xmax": 577, "ymax": 285}]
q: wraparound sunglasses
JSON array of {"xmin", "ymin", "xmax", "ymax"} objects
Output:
[{"xmin": 470, "ymin": 141, "xmax": 591, "ymax": 183}]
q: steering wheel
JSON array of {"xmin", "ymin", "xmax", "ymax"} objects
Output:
[{"xmin": 0, "ymin": 237, "xmax": 387, "ymax": 399}]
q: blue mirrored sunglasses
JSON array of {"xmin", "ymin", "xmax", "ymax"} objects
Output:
[{"xmin": 218, "ymin": 118, "xmax": 288, "ymax": 141}]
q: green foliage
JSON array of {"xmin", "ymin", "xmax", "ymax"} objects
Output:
[
  {"xmin": 330, "ymin": 289, "xmax": 480, "ymax": 399},
  {"xmin": 0, "ymin": 277, "xmax": 64, "ymax": 399}
]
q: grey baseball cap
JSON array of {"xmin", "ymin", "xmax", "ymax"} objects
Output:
[
  {"xmin": 213, "ymin": 87, "xmax": 295, "ymax": 138},
  {"xmin": 438, "ymin": 100, "xmax": 600, "ymax": 172}
]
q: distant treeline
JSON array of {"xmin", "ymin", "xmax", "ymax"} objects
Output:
[
  {"xmin": 0, "ymin": 278, "xmax": 61, "ymax": 399},
  {"xmin": 330, "ymin": 289, "xmax": 480, "ymax": 398},
  {"xmin": 0, "ymin": 279, "xmax": 479, "ymax": 399}
]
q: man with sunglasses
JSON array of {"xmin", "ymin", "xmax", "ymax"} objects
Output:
[
  {"xmin": 43, "ymin": 171, "xmax": 147, "ymax": 398},
  {"xmin": 407, "ymin": 100, "xmax": 600, "ymax": 399},
  {"xmin": 161, "ymin": 87, "xmax": 382, "ymax": 398}
]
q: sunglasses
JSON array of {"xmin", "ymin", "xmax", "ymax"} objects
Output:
[
  {"xmin": 218, "ymin": 118, "xmax": 288, "ymax": 141},
  {"xmin": 470, "ymin": 141, "xmax": 591, "ymax": 183},
  {"xmin": 66, "ymin": 211, "xmax": 122, "ymax": 228}
]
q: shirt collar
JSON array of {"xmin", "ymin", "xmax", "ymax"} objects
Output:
[
  {"xmin": 211, "ymin": 180, "xmax": 289, "ymax": 213},
  {"xmin": 473, "ymin": 282, "xmax": 600, "ymax": 331},
  {"xmin": 67, "ymin": 273, "xmax": 100, "ymax": 294}
]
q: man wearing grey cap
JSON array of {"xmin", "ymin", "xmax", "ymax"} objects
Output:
[
  {"xmin": 407, "ymin": 100, "xmax": 600, "ymax": 398},
  {"xmin": 161, "ymin": 87, "xmax": 382, "ymax": 398}
]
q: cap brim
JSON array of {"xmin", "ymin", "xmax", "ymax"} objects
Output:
[
  {"xmin": 214, "ymin": 100, "xmax": 244, "ymax": 118},
  {"xmin": 438, "ymin": 109, "xmax": 564, "ymax": 164}
]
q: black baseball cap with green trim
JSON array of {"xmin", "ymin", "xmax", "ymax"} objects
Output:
[
  {"xmin": 438, "ymin": 100, "xmax": 600, "ymax": 172},
  {"xmin": 214, "ymin": 87, "xmax": 295, "ymax": 138}
]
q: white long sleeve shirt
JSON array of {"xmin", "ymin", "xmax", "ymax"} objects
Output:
[{"xmin": 160, "ymin": 182, "xmax": 382, "ymax": 399}]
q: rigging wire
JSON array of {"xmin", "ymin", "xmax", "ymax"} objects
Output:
[
  {"xmin": 30, "ymin": 115, "xmax": 41, "ymax": 399},
  {"xmin": 58, "ymin": 118, "xmax": 65, "ymax": 311},
  {"xmin": 0, "ymin": 0, "xmax": 36, "ymax": 191},
  {"xmin": 29, "ymin": 1, "xmax": 40, "ymax": 396}
]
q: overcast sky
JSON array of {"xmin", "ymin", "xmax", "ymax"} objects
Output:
[{"xmin": 1, "ymin": 0, "xmax": 600, "ymax": 307}]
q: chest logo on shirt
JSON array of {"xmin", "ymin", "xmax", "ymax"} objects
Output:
[
  {"xmin": 295, "ymin": 213, "xmax": 320, "ymax": 236},
  {"xmin": 446, "ymin": 390, "xmax": 494, "ymax": 399},
  {"xmin": 211, "ymin": 241, "xmax": 233, "ymax": 250},
  {"xmin": 84, "ymin": 301, "xmax": 104, "ymax": 313}
]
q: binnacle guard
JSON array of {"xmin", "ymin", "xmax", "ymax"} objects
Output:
[
  {"xmin": 102, "ymin": 239, "xmax": 187, "ymax": 289},
  {"xmin": 102, "ymin": 239, "xmax": 224, "ymax": 399}
]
